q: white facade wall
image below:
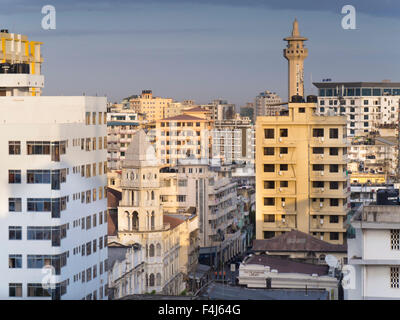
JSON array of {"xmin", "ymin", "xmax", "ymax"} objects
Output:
[{"xmin": 0, "ymin": 96, "xmax": 108, "ymax": 300}]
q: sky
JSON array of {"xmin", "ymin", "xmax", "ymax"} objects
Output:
[{"xmin": 1, "ymin": 0, "xmax": 400, "ymax": 107}]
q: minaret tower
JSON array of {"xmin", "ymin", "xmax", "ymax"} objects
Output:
[{"xmin": 283, "ymin": 19, "xmax": 308, "ymax": 101}]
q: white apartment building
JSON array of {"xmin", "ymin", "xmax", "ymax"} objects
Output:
[
  {"xmin": 160, "ymin": 162, "xmax": 247, "ymax": 267},
  {"xmin": 1, "ymin": 31, "xmax": 108, "ymax": 300},
  {"xmin": 107, "ymin": 112, "xmax": 141, "ymax": 170},
  {"xmin": 346, "ymin": 204, "xmax": 400, "ymax": 299},
  {"xmin": 255, "ymin": 90, "xmax": 283, "ymax": 117},
  {"xmin": 314, "ymin": 82, "xmax": 400, "ymax": 137},
  {"xmin": 211, "ymin": 117, "xmax": 255, "ymax": 167},
  {"xmin": 1, "ymin": 96, "xmax": 109, "ymax": 300}
]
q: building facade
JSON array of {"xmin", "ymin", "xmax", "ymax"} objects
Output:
[
  {"xmin": 256, "ymin": 102, "xmax": 350, "ymax": 244},
  {"xmin": 1, "ymin": 31, "xmax": 108, "ymax": 300},
  {"xmin": 347, "ymin": 204, "xmax": 400, "ymax": 299},
  {"xmin": 314, "ymin": 81, "xmax": 400, "ymax": 137},
  {"xmin": 255, "ymin": 91, "xmax": 284, "ymax": 117}
]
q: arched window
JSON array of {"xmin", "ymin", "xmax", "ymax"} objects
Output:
[
  {"xmin": 130, "ymin": 172, "xmax": 134, "ymax": 180},
  {"xmin": 151, "ymin": 211, "xmax": 155, "ymax": 230},
  {"xmin": 156, "ymin": 273, "xmax": 161, "ymax": 286},
  {"xmin": 149, "ymin": 274, "xmax": 155, "ymax": 287},
  {"xmin": 156, "ymin": 243, "xmax": 161, "ymax": 256},
  {"xmin": 151, "ymin": 190, "xmax": 155, "ymax": 200},
  {"xmin": 132, "ymin": 211, "xmax": 139, "ymax": 230},
  {"xmin": 149, "ymin": 244, "xmax": 155, "ymax": 257},
  {"xmin": 147, "ymin": 191, "xmax": 150, "ymax": 201}
]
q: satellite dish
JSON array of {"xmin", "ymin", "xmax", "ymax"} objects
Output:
[{"xmin": 325, "ymin": 255, "xmax": 339, "ymax": 268}]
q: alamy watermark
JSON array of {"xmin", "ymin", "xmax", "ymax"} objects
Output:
[
  {"xmin": 41, "ymin": 5, "xmax": 56, "ymax": 30},
  {"xmin": 341, "ymin": 5, "xmax": 356, "ymax": 30}
]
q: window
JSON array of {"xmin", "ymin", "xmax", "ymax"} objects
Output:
[
  {"xmin": 9, "ymin": 198, "xmax": 22, "ymax": 212},
  {"xmin": 264, "ymin": 214, "xmax": 275, "ymax": 223},
  {"xmin": 329, "ymin": 128, "xmax": 338, "ymax": 139},
  {"xmin": 312, "ymin": 164, "xmax": 324, "ymax": 171},
  {"xmin": 313, "ymin": 181, "xmax": 324, "ymax": 188},
  {"xmin": 330, "ymin": 199, "xmax": 339, "ymax": 206},
  {"xmin": 86, "ymin": 216, "xmax": 91, "ymax": 230},
  {"xmin": 264, "ymin": 198, "xmax": 275, "ymax": 206},
  {"xmin": 86, "ymin": 242, "xmax": 92, "ymax": 256},
  {"xmin": 391, "ymin": 230, "xmax": 400, "ymax": 250},
  {"xmin": 329, "ymin": 232, "xmax": 339, "ymax": 240},
  {"xmin": 27, "ymin": 141, "xmax": 50, "ymax": 155},
  {"xmin": 9, "ymin": 141, "xmax": 21, "ymax": 155},
  {"xmin": 313, "ymin": 129, "xmax": 324, "ymax": 137},
  {"xmin": 264, "ymin": 129, "xmax": 274, "ymax": 139},
  {"xmin": 9, "ymin": 283, "xmax": 22, "ymax": 297},
  {"xmin": 27, "ymin": 170, "xmax": 51, "ymax": 184},
  {"xmin": 9, "ymin": 255, "xmax": 22, "ymax": 268},
  {"xmin": 280, "ymin": 164, "xmax": 288, "ymax": 171},
  {"xmin": 263, "ymin": 164, "xmax": 274, "ymax": 172},
  {"xmin": 93, "ymin": 214, "xmax": 97, "ymax": 228},
  {"xmin": 264, "ymin": 147, "xmax": 274, "ymax": 156},
  {"xmin": 9, "ymin": 226, "xmax": 22, "ymax": 240},
  {"xmin": 280, "ymin": 129, "xmax": 288, "ymax": 137},
  {"xmin": 329, "ymin": 148, "xmax": 339, "ymax": 156},
  {"xmin": 264, "ymin": 181, "xmax": 275, "ymax": 189},
  {"xmin": 329, "ymin": 164, "xmax": 339, "ymax": 173},
  {"xmin": 330, "ymin": 216, "xmax": 339, "ymax": 223},
  {"xmin": 263, "ymin": 231, "xmax": 275, "ymax": 239},
  {"xmin": 280, "ymin": 181, "xmax": 288, "ymax": 188},
  {"xmin": 330, "ymin": 181, "xmax": 339, "ymax": 189},
  {"xmin": 390, "ymin": 267, "xmax": 400, "ymax": 288},
  {"xmin": 280, "ymin": 147, "xmax": 288, "ymax": 154},
  {"xmin": 9, "ymin": 170, "xmax": 21, "ymax": 183},
  {"xmin": 313, "ymin": 147, "xmax": 324, "ymax": 154},
  {"xmin": 93, "ymin": 239, "xmax": 97, "ymax": 253}
]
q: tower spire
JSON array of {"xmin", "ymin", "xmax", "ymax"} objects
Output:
[
  {"xmin": 283, "ymin": 19, "xmax": 309, "ymax": 101},
  {"xmin": 292, "ymin": 18, "xmax": 299, "ymax": 37}
]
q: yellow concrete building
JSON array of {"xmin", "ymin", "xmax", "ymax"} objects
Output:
[
  {"xmin": 155, "ymin": 109, "xmax": 213, "ymax": 166},
  {"xmin": 283, "ymin": 19, "xmax": 308, "ymax": 100},
  {"xmin": 129, "ymin": 90, "xmax": 174, "ymax": 122},
  {"xmin": 255, "ymin": 102, "xmax": 349, "ymax": 244},
  {"xmin": 0, "ymin": 29, "xmax": 43, "ymax": 96}
]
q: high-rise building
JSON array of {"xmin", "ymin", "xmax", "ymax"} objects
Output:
[
  {"xmin": 256, "ymin": 20, "xmax": 349, "ymax": 245},
  {"xmin": 256, "ymin": 102, "xmax": 349, "ymax": 244},
  {"xmin": 0, "ymin": 30, "xmax": 108, "ymax": 300},
  {"xmin": 313, "ymin": 81, "xmax": 400, "ymax": 137},
  {"xmin": 283, "ymin": 19, "xmax": 308, "ymax": 100}
]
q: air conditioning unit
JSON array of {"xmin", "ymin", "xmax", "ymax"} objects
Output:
[
  {"xmin": 279, "ymin": 137, "xmax": 283, "ymax": 142},
  {"xmin": 320, "ymin": 188, "xmax": 325, "ymax": 192},
  {"xmin": 282, "ymin": 202, "xmax": 286, "ymax": 207},
  {"xmin": 319, "ymin": 202, "xmax": 323, "ymax": 208},
  {"xmin": 320, "ymin": 219, "xmax": 324, "ymax": 225},
  {"xmin": 319, "ymin": 154, "xmax": 324, "ymax": 159},
  {"xmin": 320, "ymin": 236, "xmax": 324, "ymax": 240},
  {"xmin": 282, "ymin": 218, "xmax": 286, "ymax": 223},
  {"xmin": 279, "ymin": 154, "xmax": 283, "ymax": 158},
  {"xmin": 320, "ymin": 137, "xmax": 325, "ymax": 142},
  {"xmin": 320, "ymin": 171, "xmax": 324, "ymax": 176},
  {"xmin": 278, "ymin": 171, "xmax": 283, "ymax": 176},
  {"xmin": 279, "ymin": 187, "xmax": 283, "ymax": 192}
]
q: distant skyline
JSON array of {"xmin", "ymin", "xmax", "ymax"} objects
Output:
[{"xmin": 2, "ymin": 0, "xmax": 400, "ymax": 106}]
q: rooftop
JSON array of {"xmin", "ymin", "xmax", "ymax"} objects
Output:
[
  {"xmin": 244, "ymin": 254, "xmax": 329, "ymax": 276},
  {"xmin": 252, "ymin": 230, "xmax": 346, "ymax": 253}
]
